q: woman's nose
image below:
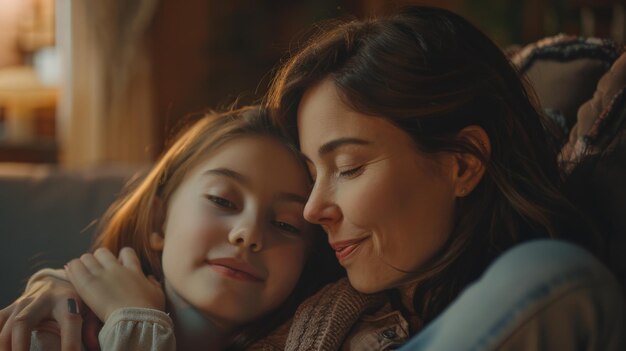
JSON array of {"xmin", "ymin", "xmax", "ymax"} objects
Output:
[
  {"xmin": 303, "ymin": 181, "xmax": 342, "ymax": 225},
  {"xmin": 228, "ymin": 218, "xmax": 264, "ymax": 252}
]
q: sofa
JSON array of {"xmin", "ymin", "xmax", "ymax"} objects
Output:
[
  {"xmin": 0, "ymin": 164, "xmax": 138, "ymax": 307},
  {"xmin": 1, "ymin": 35, "xmax": 625, "ymax": 309},
  {"xmin": 510, "ymin": 35, "xmax": 626, "ymax": 290}
]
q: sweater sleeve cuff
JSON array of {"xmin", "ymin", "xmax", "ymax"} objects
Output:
[
  {"xmin": 99, "ymin": 307, "xmax": 175, "ymax": 351},
  {"xmin": 25, "ymin": 268, "xmax": 68, "ymax": 290},
  {"xmin": 105, "ymin": 307, "xmax": 173, "ymax": 327}
]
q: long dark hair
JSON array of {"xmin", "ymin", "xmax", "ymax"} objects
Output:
[{"xmin": 266, "ymin": 6, "xmax": 593, "ymax": 323}]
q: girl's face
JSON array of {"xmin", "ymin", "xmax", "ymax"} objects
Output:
[
  {"xmin": 297, "ymin": 78, "xmax": 459, "ymax": 293},
  {"xmin": 160, "ymin": 136, "xmax": 313, "ymax": 331}
]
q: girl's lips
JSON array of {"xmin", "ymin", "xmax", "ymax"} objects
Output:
[
  {"xmin": 330, "ymin": 238, "xmax": 367, "ymax": 262},
  {"xmin": 206, "ymin": 258, "xmax": 264, "ymax": 282}
]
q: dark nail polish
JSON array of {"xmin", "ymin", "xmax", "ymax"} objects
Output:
[{"xmin": 67, "ymin": 298, "xmax": 80, "ymax": 314}]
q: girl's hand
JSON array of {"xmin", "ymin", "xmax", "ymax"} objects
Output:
[
  {"xmin": 65, "ymin": 247, "xmax": 165, "ymax": 322},
  {"xmin": 0, "ymin": 272, "xmax": 95, "ymax": 351}
]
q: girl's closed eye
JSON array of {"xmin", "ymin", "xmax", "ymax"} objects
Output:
[
  {"xmin": 271, "ymin": 210, "xmax": 305, "ymax": 235},
  {"xmin": 206, "ymin": 195, "xmax": 238, "ymax": 210},
  {"xmin": 271, "ymin": 220, "xmax": 302, "ymax": 235}
]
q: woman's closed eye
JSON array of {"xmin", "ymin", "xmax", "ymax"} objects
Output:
[
  {"xmin": 339, "ymin": 165, "xmax": 364, "ymax": 178},
  {"xmin": 206, "ymin": 195, "xmax": 238, "ymax": 210}
]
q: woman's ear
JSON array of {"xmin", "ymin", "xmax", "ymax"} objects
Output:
[{"xmin": 453, "ymin": 125, "xmax": 491, "ymax": 197}]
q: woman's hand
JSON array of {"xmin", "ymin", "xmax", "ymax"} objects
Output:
[
  {"xmin": 0, "ymin": 271, "xmax": 87, "ymax": 351},
  {"xmin": 66, "ymin": 247, "xmax": 165, "ymax": 322}
]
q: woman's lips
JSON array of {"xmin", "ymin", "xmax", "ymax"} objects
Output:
[
  {"xmin": 206, "ymin": 258, "xmax": 264, "ymax": 282},
  {"xmin": 330, "ymin": 238, "xmax": 367, "ymax": 262}
]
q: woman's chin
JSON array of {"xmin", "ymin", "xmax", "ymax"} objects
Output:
[{"xmin": 347, "ymin": 272, "xmax": 388, "ymax": 294}]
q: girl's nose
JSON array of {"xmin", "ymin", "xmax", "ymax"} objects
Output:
[{"xmin": 228, "ymin": 219, "xmax": 264, "ymax": 252}]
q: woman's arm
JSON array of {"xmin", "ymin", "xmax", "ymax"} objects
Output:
[
  {"xmin": 0, "ymin": 247, "xmax": 165, "ymax": 351},
  {"xmin": 0, "ymin": 269, "xmax": 88, "ymax": 351},
  {"xmin": 398, "ymin": 240, "xmax": 625, "ymax": 351}
]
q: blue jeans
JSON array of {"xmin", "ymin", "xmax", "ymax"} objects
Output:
[{"xmin": 400, "ymin": 240, "xmax": 625, "ymax": 350}]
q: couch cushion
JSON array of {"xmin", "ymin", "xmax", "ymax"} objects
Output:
[
  {"xmin": 560, "ymin": 52, "xmax": 626, "ymax": 290},
  {"xmin": 511, "ymin": 34, "xmax": 623, "ymax": 135},
  {"xmin": 560, "ymin": 52, "xmax": 626, "ymax": 171},
  {"xmin": 0, "ymin": 164, "xmax": 137, "ymax": 307}
]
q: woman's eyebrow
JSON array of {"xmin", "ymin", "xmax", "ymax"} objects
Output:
[
  {"xmin": 203, "ymin": 168, "xmax": 249, "ymax": 185},
  {"xmin": 318, "ymin": 137, "xmax": 371, "ymax": 157}
]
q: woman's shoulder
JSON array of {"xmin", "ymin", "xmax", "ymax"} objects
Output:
[
  {"xmin": 251, "ymin": 278, "xmax": 389, "ymax": 350},
  {"xmin": 298, "ymin": 277, "xmax": 386, "ymax": 314}
]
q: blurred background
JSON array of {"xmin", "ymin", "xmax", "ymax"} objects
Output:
[{"xmin": 0, "ymin": 0, "xmax": 623, "ymax": 168}]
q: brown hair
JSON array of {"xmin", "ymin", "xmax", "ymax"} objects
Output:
[
  {"xmin": 266, "ymin": 6, "xmax": 593, "ymax": 322},
  {"xmin": 93, "ymin": 106, "xmax": 342, "ymax": 349}
]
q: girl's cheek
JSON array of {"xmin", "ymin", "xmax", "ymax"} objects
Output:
[{"xmin": 281, "ymin": 244, "xmax": 309, "ymax": 273}]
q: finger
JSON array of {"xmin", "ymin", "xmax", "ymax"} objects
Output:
[
  {"xmin": 93, "ymin": 248, "xmax": 118, "ymax": 268},
  {"xmin": 118, "ymin": 247, "xmax": 142, "ymax": 273},
  {"xmin": 79, "ymin": 253, "xmax": 103, "ymax": 274},
  {"xmin": 0, "ymin": 306, "xmax": 17, "ymax": 350},
  {"xmin": 0, "ymin": 304, "xmax": 14, "ymax": 333},
  {"xmin": 66, "ymin": 259, "xmax": 92, "ymax": 287},
  {"xmin": 11, "ymin": 297, "xmax": 53, "ymax": 351},
  {"xmin": 53, "ymin": 298, "xmax": 83, "ymax": 351}
]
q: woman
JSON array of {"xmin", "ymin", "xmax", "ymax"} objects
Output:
[
  {"xmin": 2, "ymin": 6, "xmax": 623, "ymax": 350},
  {"xmin": 257, "ymin": 5, "xmax": 623, "ymax": 349}
]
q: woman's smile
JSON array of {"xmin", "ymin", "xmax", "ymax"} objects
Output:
[{"xmin": 330, "ymin": 237, "xmax": 369, "ymax": 262}]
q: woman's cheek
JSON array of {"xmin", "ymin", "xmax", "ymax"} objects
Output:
[{"xmin": 339, "ymin": 169, "xmax": 399, "ymax": 227}]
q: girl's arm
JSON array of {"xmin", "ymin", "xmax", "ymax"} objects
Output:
[
  {"xmin": 66, "ymin": 247, "xmax": 175, "ymax": 351},
  {"xmin": 65, "ymin": 247, "xmax": 164, "ymax": 322},
  {"xmin": 98, "ymin": 308, "xmax": 175, "ymax": 351}
]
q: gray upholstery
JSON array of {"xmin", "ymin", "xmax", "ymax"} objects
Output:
[{"xmin": 0, "ymin": 164, "xmax": 138, "ymax": 307}]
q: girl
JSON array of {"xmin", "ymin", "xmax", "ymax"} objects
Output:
[{"xmin": 7, "ymin": 106, "xmax": 341, "ymax": 351}]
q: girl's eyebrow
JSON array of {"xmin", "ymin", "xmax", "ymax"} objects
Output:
[
  {"xmin": 204, "ymin": 168, "xmax": 307, "ymax": 204},
  {"xmin": 203, "ymin": 168, "xmax": 249, "ymax": 185}
]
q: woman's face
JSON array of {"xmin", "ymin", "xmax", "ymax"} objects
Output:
[
  {"xmin": 160, "ymin": 136, "xmax": 313, "ymax": 331},
  {"xmin": 297, "ymin": 78, "xmax": 459, "ymax": 293}
]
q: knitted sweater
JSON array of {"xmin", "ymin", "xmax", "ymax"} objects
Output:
[
  {"xmin": 250, "ymin": 278, "xmax": 411, "ymax": 350},
  {"xmin": 27, "ymin": 272, "xmax": 410, "ymax": 350}
]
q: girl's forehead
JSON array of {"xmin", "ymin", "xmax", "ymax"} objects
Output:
[
  {"xmin": 186, "ymin": 136, "xmax": 310, "ymax": 191},
  {"xmin": 206, "ymin": 136, "xmax": 295, "ymax": 165}
]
